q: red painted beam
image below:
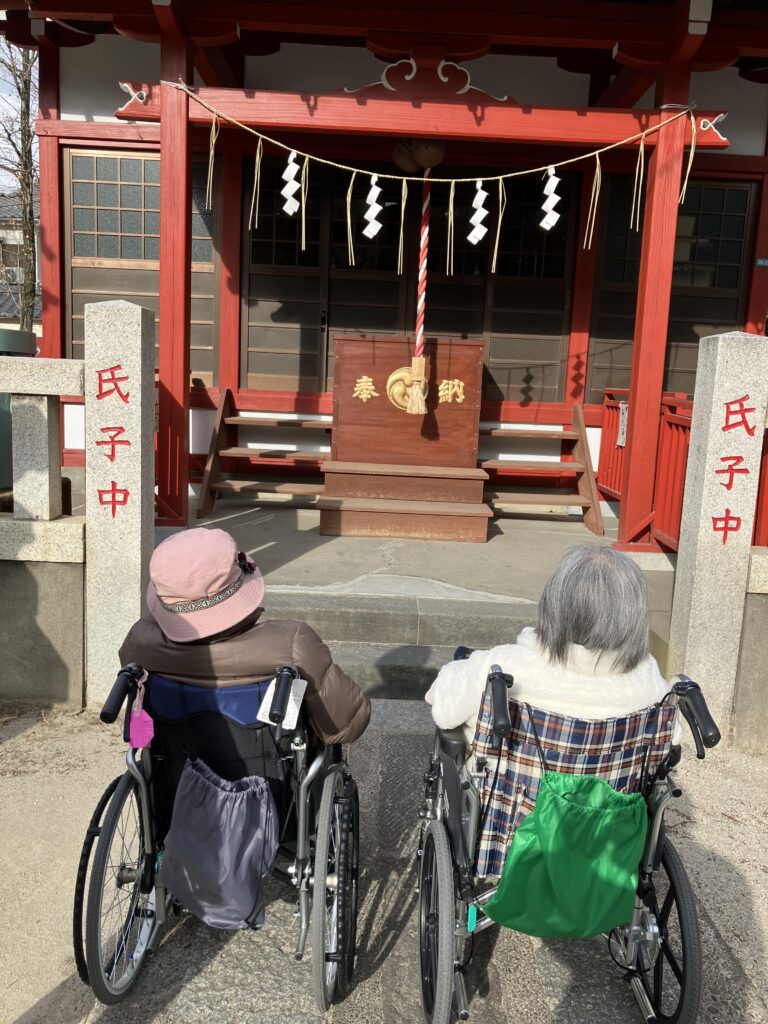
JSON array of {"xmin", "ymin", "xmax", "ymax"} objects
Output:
[
  {"xmin": 217, "ymin": 148, "xmax": 242, "ymax": 392},
  {"xmin": 116, "ymin": 84, "xmax": 728, "ymax": 150},
  {"xmin": 618, "ymin": 68, "xmax": 690, "ymax": 547},
  {"xmin": 157, "ymin": 35, "xmax": 192, "ymax": 525},
  {"xmin": 745, "ymin": 174, "xmax": 768, "ymax": 336},
  {"xmin": 35, "ymin": 118, "xmax": 161, "ymax": 142}
]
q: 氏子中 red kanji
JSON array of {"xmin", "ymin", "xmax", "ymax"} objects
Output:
[
  {"xmin": 95, "ymin": 425, "xmax": 131, "ymax": 463},
  {"xmin": 722, "ymin": 394, "xmax": 756, "ymax": 436},
  {"xmin": 715, "ymin": 455, "xmax": 750, "ymax": 491},
  {"xmin": 96, "ymin": 365, "xmax": 130, "ymax": 404},
  {"xmin": 97, "ymin": 480, "xmax": 130, "ymax": 518},
  {"xmin": 711, "ymin": 507, "xmax": 741, "ymax": 545}
]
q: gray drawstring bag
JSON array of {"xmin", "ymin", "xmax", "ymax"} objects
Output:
[{"xmin": 160, "ymin": 758, "xmax": 279, "ymax": 930}]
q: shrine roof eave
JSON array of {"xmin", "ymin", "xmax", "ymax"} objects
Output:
[{"xmin": 115, "ymin": 83, "xmax": 729, "ymax": 150}]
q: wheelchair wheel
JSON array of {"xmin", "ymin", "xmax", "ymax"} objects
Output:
[
  {"xmin": 639, "ymin": 839, "xmax": 702, "ymax": 1024},
  {"xmin": 418, "ymin": 820, "xmax": 455, "ymax": 1024},
  {"xmin": 312, "ymin": 766, "xmax": 359, "ymax": 1011},
  {"xmin": 84, "ymin": 771, "xmax": 156, "ymax": 1004},
  {"xmin": 73, "ymin": 775, "xmax": 123, "ymax": 984}
]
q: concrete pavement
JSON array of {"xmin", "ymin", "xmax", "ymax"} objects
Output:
[{"xmin": 1, "ymin": 699, "xmax": 766, "ymax": 1024}]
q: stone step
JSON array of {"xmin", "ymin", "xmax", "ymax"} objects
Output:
[
  {"xmin": 262, "ymin": 589, "xmax": 535, "ymax": 646},
  {"xmin": 326, "ymin": 641, "xmax": 456, "ymax": 697}
]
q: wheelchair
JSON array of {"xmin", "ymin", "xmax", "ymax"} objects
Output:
[
  {"xmin": 416, "ymin": 650, "xmax": 721, "ymax": 1024},
  {"xmin": 72, "ymin": 663, "xmax": 359, "ymax": 1012}
]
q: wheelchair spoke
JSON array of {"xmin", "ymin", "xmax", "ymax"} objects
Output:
[
  {"xmin": 661, "ymin": 938, "xmax": 684, "ymax": 985},
  {"xmin": 659, "ymin": 887, "xmax": 675, "ymax": 926}
]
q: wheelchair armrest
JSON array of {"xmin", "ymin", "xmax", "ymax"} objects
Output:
[{"xmin": 437, "ymin": 727, "xmax": 468, "ymax": 765}]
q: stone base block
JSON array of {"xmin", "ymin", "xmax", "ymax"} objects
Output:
[{"xmin": 0, "ymin": 560, "xmax": 84, "ymax": 705}]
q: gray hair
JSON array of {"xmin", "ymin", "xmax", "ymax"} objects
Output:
[{"xmin": 537, "ymin": 545, "xmax": 650, "ymax": 673}]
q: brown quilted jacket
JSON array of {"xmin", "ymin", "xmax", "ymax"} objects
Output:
[{"xmin": 118, "ymin": 612, "xmax": 371, "ymax": 745}]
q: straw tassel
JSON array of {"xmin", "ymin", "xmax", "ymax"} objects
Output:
[
  {"xmin": 446, "ymin": 181, "xmax": 456, "ymax": 276},
  {"xmin": 583, "ymin": 153, "xmax": 602, "ymax": 250},
  {"xmin": 630, "ymin": 136, "xmax": 645, "ymax": 232},
  {"xmin": 397, "ymin": 178, "xmax": 408, "ymax": 275},
  {"xmin": 679, "ymin": 110, "xmax": 696, "ymax": 204},
  {"xmin": 249, "ymin": 138, "xmax": 263, "ymax": 229},
  {"xmin": 491, "ymin": 180, "xmax": 507, "ymax": 274},
  {"xmin": 346, "ymin": 172, "xmax": 357, "ymax": 268},
  {"xmin": 300, "ymin": 156, "xmax": 309, "ymax": 251},
  {"xmin": 205, "ymin": 114, "xmax": 219, "ymax": 211}
]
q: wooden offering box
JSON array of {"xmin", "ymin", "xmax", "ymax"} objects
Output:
[{"xmin": 319, "ymin": 336, "xmax": 491, "ymax": 542}]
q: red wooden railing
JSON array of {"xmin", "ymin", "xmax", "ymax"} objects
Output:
[
  {"xmin": 597, "ymin": 389, "xmax": 629, "ymax": 500},
  {"xmin": 599, "ymin": 390, "xmax": 768, "ymax": 550},
  {"xmin": 651, "ymin": 397, "xmax": 693, "ymax": 550}
]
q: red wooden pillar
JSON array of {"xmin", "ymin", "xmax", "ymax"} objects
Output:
[
  {"xmin": 566, "ymin": 171, "xmax": 600, "ymax": 406},
  {"xmin": 617, "ymin": 67, "xmax": 690, "ymax": 548},
  {"xmin": 217, "ymin": 146, "xmax": 242, "ymax": 392},
  {"xmin": 157, "ymin": 37, "xmax": 192, "ymax": 525},
  {"xmin": 744, "ymin": 173, "xmax": 768, "ymax": 336},
  {"xmin": 36, "ymin": 34, "xmax": 63, "ymax": 359}
]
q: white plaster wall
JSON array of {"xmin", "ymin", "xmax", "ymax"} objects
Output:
[
  {"xmin": 245, "ymin": 47, "xmax": 589, "ymax": 106},
  {"xmin": 586, "ymin": 426, "xmax": 602, "ymax": 473},
  {"xmin": 63, "ymin": 402, "xmax": 85, "ymax": 449},
  {"xmin": 189, "ymin": 407, "xmax": 215, "ymax": 455},
  {"xmin": 60, "ymin": 36, "xmax": 203, "ymax": 122},
  {"xmin": 635, "ymin": 67, "xmax": 768, "ymax": 156},
  {"xmin": 61, "ymin": 36, "xmax": 161, "ymax": 122}
]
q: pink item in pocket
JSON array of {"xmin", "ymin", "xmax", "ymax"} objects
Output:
[
  {"xmin": 129, "ymin": 671, "xmax": 154, "ymax": 748},
  {"xmin": 129, "ymin": 709, "xmax": 155, "ymax": 748}
]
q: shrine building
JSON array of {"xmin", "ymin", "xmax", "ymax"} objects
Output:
[{"xmin": 3, "ymin": 0, "xmax": 768, "ymax": 547}]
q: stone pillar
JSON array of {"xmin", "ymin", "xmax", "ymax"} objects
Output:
[
  {"xmin": 11, "ymin": 394, "xmax": 62, "ymax": 520},
  {"xmin": 668, "ymin": 331, "xmax": 768, "ymax": 734},
  {"xmin": 85, "ymin": 301, "xmax": 155, "ymax": 704}
]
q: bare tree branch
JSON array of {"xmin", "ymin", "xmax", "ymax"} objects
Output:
[{"xmin": 0, "ymin": 38, "xmax": 38, "ymax": 331}]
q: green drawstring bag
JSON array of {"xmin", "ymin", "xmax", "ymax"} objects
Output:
[{"xmin": 483, "ymin": 705, "xmax": 648, "ymax": 939}]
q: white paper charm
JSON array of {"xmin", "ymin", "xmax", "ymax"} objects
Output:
[
  {"xmin": 281, "ymin": 151, "xmax": 301, "ymax": 216},
  {"xmin": 540, "ymin": 166, "xmax": 561, "ymax": 231},
  {"xmin": 257, "ymin": 676, "xmax": 309, "ymax": 731},
  {"xmin": 467, "ymin": 179, "xmax": 489, "ymax": 246},
  {"xmin": 362, "ymin": 174, "xmax": 383, "ymax": 239}
]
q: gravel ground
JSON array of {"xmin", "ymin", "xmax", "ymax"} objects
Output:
[{"xmin": 1, "ymin": 699, "xmax": 766, "ymax": 1024}]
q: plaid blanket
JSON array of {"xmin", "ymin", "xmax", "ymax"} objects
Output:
[{"xmin": 471, "ymin": 692, "xmax": 677, "ymax": 879}]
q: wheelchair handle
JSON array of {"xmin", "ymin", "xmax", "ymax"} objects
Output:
[
  {"xmin": 269, "ymin": 665, "xmax": 298, "ymax": 725},
  {"xmin": 100, "ymin": 663, "xmax": 144, "ymax": 725},
  {"xmin": 672, "ymin": 676, "xmax": 721, "ymax": 755},
  {"xmin": 489, "ymin": 664, "xmax": 514, "ymax": 739}
]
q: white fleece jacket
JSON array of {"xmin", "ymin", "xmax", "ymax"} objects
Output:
[{"xmin": 425, "ymin": 627, "xmax": 680, "ymax": 746}]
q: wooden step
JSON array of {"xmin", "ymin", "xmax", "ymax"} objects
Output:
[
  {"xmin": 319, "ymin": 496, "xmax": 492, "ymax": 543},
  {"xmin": 323, "ymin": 461, "xmax": 487, "ymax": 503},
  {"xmin": 322, "ymin": 461, "xmax": 487, "ymax": 480},
  {"xmin": 213, "ymin": 478, "xmax": 324, "ymax": 497},
  {"xmin": 225, "ymin": 416, "xmax": 331, "ymax": 430},
  {"xmin": 480, "ymin": 428, "xmax": 578, "ymax": 440},
  {"xmin": 318, "ymin": 497, "xmax": 492, "ymax": 517},
  {"xmin": 219, "ymin": 447, "xmax": 326, "ymax": 462},
  {"xmin": 486, "ymin": 491, "xmax": 592, "ymax": 507},
  {"xmin": 480, "ymin": 459, "xmax": 586, "ymax": 472}
]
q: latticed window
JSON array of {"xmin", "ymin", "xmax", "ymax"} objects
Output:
[
  {"xmin": 601, "ymin": 179, "xmax": 751, "ymax": 290},
  {"xmin": 69, "ymin": 152, "xmax": 213, "ymax": 264},
  {"xmin": 673, "ymin": 185, "xmax": 748, "ymax": 291}
]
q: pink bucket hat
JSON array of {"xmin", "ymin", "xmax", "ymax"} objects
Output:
[{"xmin": 146, "ymin": 528, "xmax": 265, "ymax": 642}]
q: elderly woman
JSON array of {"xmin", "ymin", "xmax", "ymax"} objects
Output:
[
  {"xmin": 426, "ymin": 544, "xmax": 676, "ymax": 745},
  {"xmin": 120, "ymin": 527, "xmax": 370, "ymax": 745}
]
